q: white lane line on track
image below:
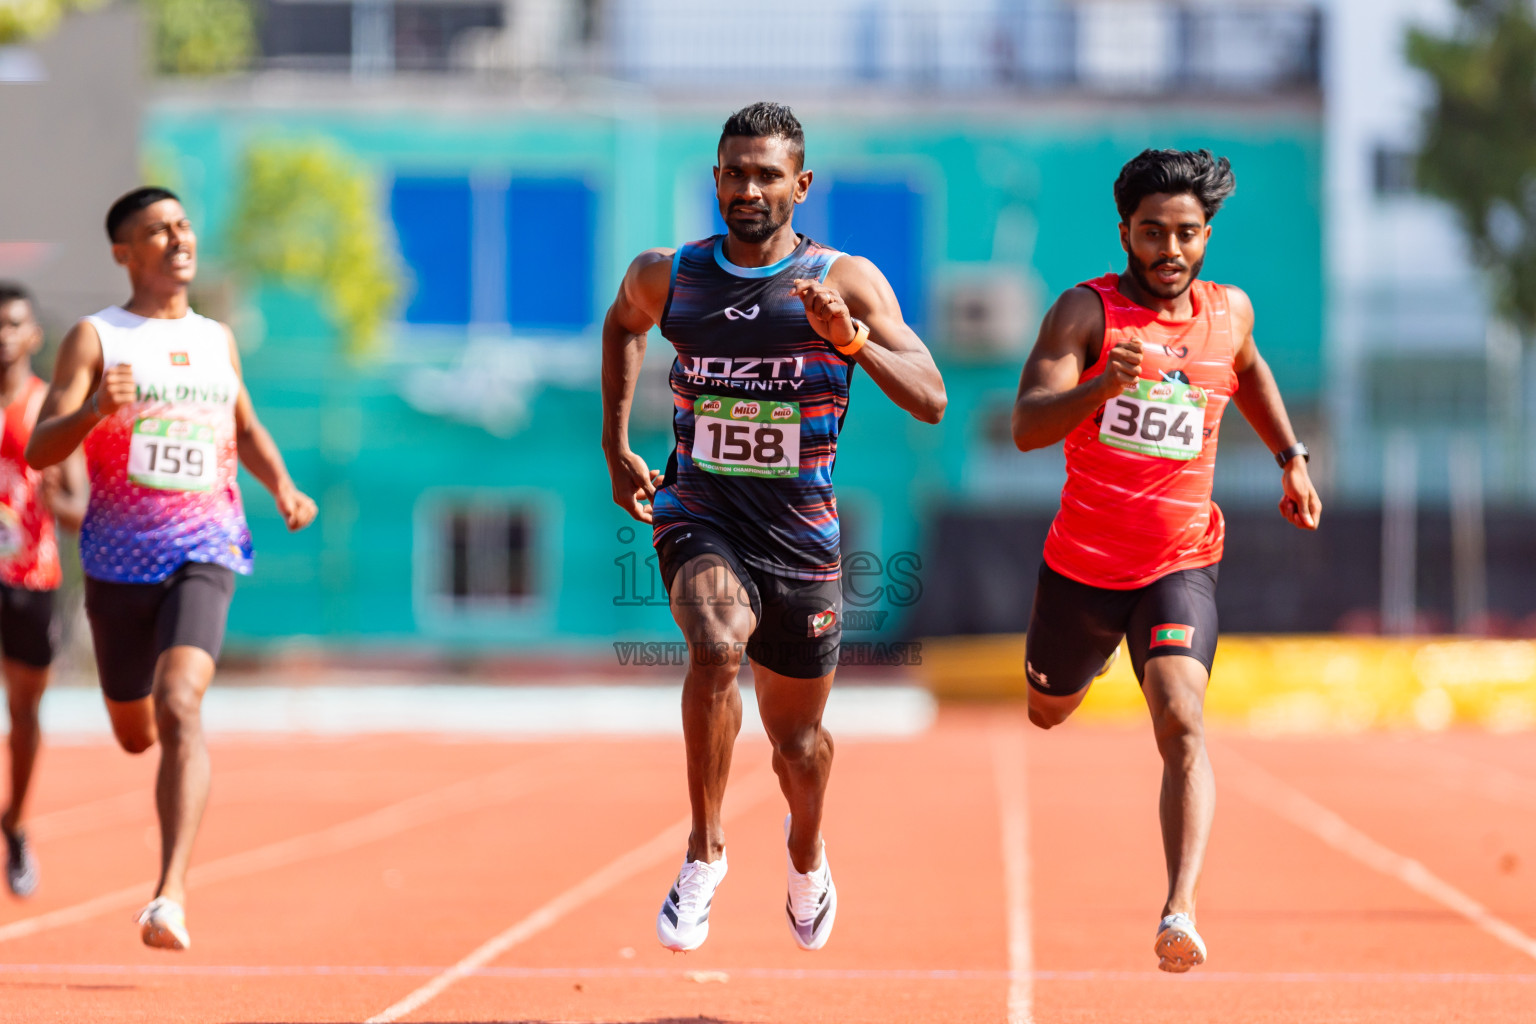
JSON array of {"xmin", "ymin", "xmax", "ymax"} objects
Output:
[
  {"xmin": 364, "ymin": 769, "xmax": 780, "ymax": 1024},
  {"xmin": 5, "ymin": 963, "xmax": 1533, "ymax": 985},
  {"xmin": 991, "ymin": 720, "xmax": 1034, "ymax": 1024},
  {"xmin": 25, "ymin": 790, "xmax": 147, "ymax": 843},
  {"xmin": 1222, "ymin": 747, "xmax": 1536, "ymax": 963},
  {"xmin": 0, "ymin": 753, "xmax": 566, "ymax": 944}
]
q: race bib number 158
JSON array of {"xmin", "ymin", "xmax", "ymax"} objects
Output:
[
  {"xmin": 128, "ymin": 418, "xmax": 216, "ymax": 492},
  {"xmin": 692, "ymin": 395, "xmax": 801, "ymax": 478},
  {"xmin": 1099, "ymin": 378, "xmax": 1207, "ymax": 461}
]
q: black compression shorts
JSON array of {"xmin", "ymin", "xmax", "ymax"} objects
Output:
[
  {"xmin": 0, "ymin": 584, "xmax": 59, "ymax": 669},
  {"xmin": 656, "ymin": 523, "xmax": 842, "ymax": 679},
  {"xmin": 1024, "ymin": 561, "xmax": 1219, "ymax": 697},
  {"xmin": 84, "ymin": 561, "xmax": 235, "ymax": 703}
]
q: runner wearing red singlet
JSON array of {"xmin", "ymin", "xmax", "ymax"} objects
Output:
[
  {"xmin": 0, "ymin": 283, "xmax": 88, "ymax": 899},
  {"xmin": 1010, "ymin": 149, "xmax": 1321, "ymax": 973}
]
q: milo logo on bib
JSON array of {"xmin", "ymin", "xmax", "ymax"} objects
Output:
[
  {"xmin": 1099, "ymin": 378, "xmax": 1208, "ymax": 461},
  {"xmin": 730, "ymin": 401, "xmax": 760, "ymax": 419}
]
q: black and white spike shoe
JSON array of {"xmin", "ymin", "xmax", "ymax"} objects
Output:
[
  {"xmin": 783, "ymin": 815, "xmax": 837, "ymax": 951},
  {"xmin": 656, "ymin": 852, "xmax": 728, "ymax": 952}
]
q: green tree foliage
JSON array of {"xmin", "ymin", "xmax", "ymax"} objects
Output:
[
  {"xmin": 0, "ymin": 0, "xmax": 104, "ymax": 45},
  {"xmin": 1408, "ymin": 0, "xmax": 1536, "ymax": 337},
  {"xmin": 0, "ymin": 0, "xmax": 252, "ymax": 75},
  {"xmin": 229, "ymin": 139, "xmax": 403, "ymax": 358},
  {"xmin": 146, "ymin": 0, "xmax": 255, "ymax": 75}
]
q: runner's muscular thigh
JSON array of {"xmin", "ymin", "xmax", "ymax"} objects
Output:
[{"xmin": 669, "ymin": 554, "xmax": 756, "ymax": 652}]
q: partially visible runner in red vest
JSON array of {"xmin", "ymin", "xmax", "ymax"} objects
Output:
[
  {"xmin": 0, "ymin": 283, "xmax": 88, "ymax": 901},
  {"xmin": 1010, "ymin": 149, "xmax": 1321, "ymax": 975}
]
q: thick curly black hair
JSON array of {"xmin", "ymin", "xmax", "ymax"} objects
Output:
[{"xmin": 1113, "ymin": 149, "xmax": 1235, "ymax": 223}]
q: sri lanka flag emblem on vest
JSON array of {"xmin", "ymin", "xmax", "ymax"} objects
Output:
[{"xmin": 1150, "ymin": 624, "xmax": 1195, "ymax": 649}]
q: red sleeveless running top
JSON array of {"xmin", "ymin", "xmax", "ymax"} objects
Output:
[
  {"xmin": 1042, "ymin": 274, "xmax": 1240, "ymax": 590},
  {"xmin": 0, "ymin": 376, "xmax": 61, "ymax": 591}
]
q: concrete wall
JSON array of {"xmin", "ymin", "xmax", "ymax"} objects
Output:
[{"xmin": 0, "ymin": 9, "xmax": 144, "ymax": 333}]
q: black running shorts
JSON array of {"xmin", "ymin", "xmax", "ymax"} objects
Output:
[
  {"xmin": 656, "ymin": 523, "xmax": 842, "ymax": 680},
  {"xmin": 1024, "ymin": 561, "xmax": 1220, "ymax": 697},
  {"xmin": 84, "ymin": 561, "xmax": 236, "ymax": 703},
  {"xmin": 0, "ymin": 584, "xmax": 59, "ymax": 669}
]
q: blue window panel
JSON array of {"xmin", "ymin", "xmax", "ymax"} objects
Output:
[
  {"xmin": 706, "ymin": 182, "xmax": 726, "ymax": 236},
  {"xmin": 391, "ymin": 177, "xmax": 473, "ymax": 325},
  {"xmin": 827, "ymin": 180, "xmax": 924, "ymax": 326},
  {"xmin": 795, "ymin": 183, "xmax": 830, "ymax": 244},
  {"xmin": 507, "ymin": 177, "xmax": 596, "ymax": 331}
]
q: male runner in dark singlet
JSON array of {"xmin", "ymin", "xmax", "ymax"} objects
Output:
[
  {"xmin": 601, "ymin": 103, "xmax": 945, "ymax": 952},
  {"xmin": 1011, "ymin": 149, "xmax": 1321, "ymax": 972},
  {"xmin": 0, "ymin": 283, "xmax": 88, "ymax": 898}
]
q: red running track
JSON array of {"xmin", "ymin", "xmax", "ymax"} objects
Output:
[{"xmin": 0, "ymin": 709, "xmax": 1531, "ymax": 1022}]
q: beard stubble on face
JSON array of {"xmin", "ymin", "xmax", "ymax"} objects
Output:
[
  {"xmin": 725, "ymin": 195, "xmax": 794, "ymax": 244},
  {"xmin": 1128, "ymin": 250, "xmax": 1205, "ymax": 301}
]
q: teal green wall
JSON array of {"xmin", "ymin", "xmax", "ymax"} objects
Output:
[{"xmin": 145, "ymin": 102, "xmax": 1323, "ymax": 654}]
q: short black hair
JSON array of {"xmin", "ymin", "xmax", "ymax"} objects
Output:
[
  {"xmin": 0, "ymin": 281, "xmax": 33, "ymax": 310},
  {"xmin": 719, "ymin": 102, "xmax": 805, "ymax": 170},
  {"xmin": 105, "ymin": 186, "xmax": 181, "ymax": 243},
  {"xmin": 1113, "ymin": 149, "xmax": 1235, "ymax": 224}
]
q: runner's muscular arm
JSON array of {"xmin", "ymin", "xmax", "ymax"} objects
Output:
[
  {"xmin": 224, "ymin": 327, "xmax": 317, "ymax": 532},
  {"xmin": 1011, "ymin": 287, "xmax": 1140, "ymax": 451},
  {"xmin": 25, "ymin": 320, "xmax": 135, "ymax": 469},
  {"xmin": 1228, "ymin": 287, "xmax": 1321, "ymax": 530},
  {"xmin": 601, "ymin": 249, "xmax": 673, "ymax": 523},
  {"xmin": 792, "ymin": 256, "xmax": 945, "ymax": 423}
]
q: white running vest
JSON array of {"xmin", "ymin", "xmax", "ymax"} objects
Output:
[{"xmin": 78, "ymin": 306, "xmax": 252, "ymax": 583}]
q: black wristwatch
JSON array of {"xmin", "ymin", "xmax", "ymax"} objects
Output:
[{"xmin": 1274, "ymin": 441, "xmax": 1309, "ymax": 469}]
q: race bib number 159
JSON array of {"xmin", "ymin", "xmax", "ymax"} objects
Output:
[
  {"xmin": 128, "ymin": 418, "xmax": 216, "ymax": 491},
  {"xmin": 1099, "ymin": 378, "xmax": 1207, "ymax": 461},
  {"xmin": 692, "ymin": 395, "xmax": 801, "ymax": 478}
]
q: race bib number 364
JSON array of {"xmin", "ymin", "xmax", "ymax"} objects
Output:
[
  {"xmin": 692, "ymin": 396, "xmax": 801, "ymax": 478},
  {"xmin": 128, "ymin": 418, "xmax": 216, "ymax": 492},
  {"xmin": 1099, "ymin": 378, "xmax": 1207, "ymax": 461}
]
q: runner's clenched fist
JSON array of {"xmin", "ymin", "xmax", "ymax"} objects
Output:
[
  {"xmin": 1096, "ymin": 337, "xmax": 1144, "ymax": 396},
  {"xmin": 94, "ymin": 363, "xmax": 137, "ymax": 417},
  {"xmin": 791, "ymin": 278, "xmax": 859, "ymax": 349}
]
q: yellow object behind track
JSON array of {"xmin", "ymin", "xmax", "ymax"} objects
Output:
[{"xmin": 918, "ymin": 634, "xmax": 1536, "ymax": 731}]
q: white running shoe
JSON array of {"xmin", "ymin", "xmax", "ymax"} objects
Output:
[
  {"xmin": 1155, "ymin": 912, "xmax": 1206, "ymax": 973},
  {"xmin": 784, "ymin": 815, "xmax": 837, "ymax": 951},
  {"xmin": 137, "ymin": 896, "xmax": 191, "ymax": 951},
  {"xmin": 656, "ymin": 852, "xmax": 728, "ymax": 952}
]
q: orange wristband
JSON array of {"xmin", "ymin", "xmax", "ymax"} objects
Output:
[{"xmin": 834, "ymin": 318, "xmax": 869, "ymax": 357}]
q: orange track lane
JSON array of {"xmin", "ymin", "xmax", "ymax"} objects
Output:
[{"xmin": 0, "ymin": 708, "xmax": 1532, "ymax": 1022}]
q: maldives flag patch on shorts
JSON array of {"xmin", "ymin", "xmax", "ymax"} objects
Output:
[
  {"xmin": 1150, "ymin": 624, "xmax": 1195, "ymax": 649},
  {"xmin": 170, "ymin": 352, "xmax": 190, "ymax": 366},
  {"xmin": 808, "ymin": 609, "xmax": 837, "ymax": 638}
]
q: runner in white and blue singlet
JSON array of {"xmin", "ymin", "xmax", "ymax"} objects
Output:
[{"xmin": 27, "ymin": 187, "xmax": 318, "ymax": 951}]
